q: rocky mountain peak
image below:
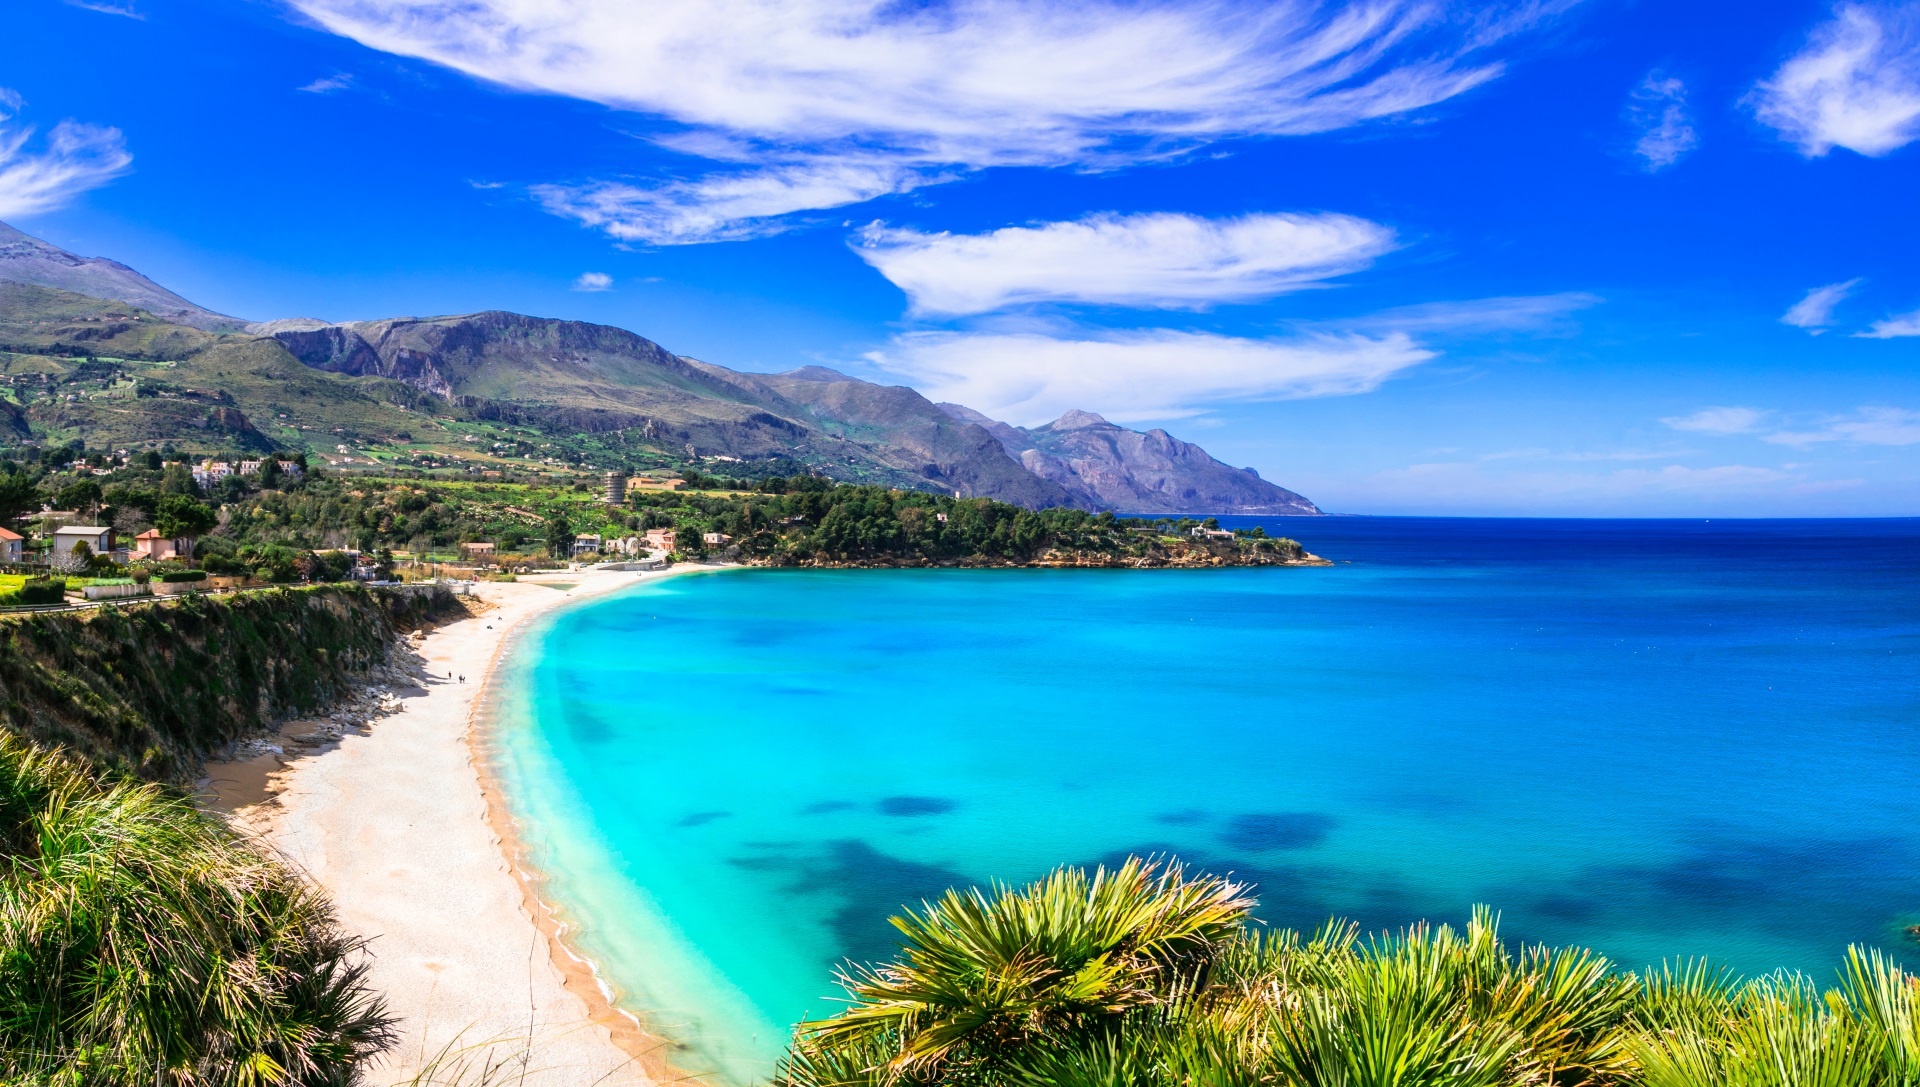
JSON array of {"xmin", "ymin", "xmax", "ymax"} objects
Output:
[{"xmin": 1048, "ymin": 409, "xmax": 1111, "ymax": 430}]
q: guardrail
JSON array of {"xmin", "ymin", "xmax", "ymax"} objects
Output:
[{"xmin": 0, "ymin": 580, "xmax": 465, "ymax": 615}]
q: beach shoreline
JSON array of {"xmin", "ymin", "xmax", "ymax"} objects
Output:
[{"xmin": 207, "ymin": 565, "xmax": 718, "ymax": 1085}]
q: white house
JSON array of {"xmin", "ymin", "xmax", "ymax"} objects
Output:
[
  {"xmin": 572, "ymin": 534, "xmax": 602, "ymax": 556},
  {"xmin": 52, "ymin": 525, "xmax": 113, "ymax": 564},
  {"xmin": 0, "ymin": 527, "xmax": 22, "ymax": 564}
]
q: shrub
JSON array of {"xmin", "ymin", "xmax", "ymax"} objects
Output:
[
  {"xmin": 781, "ymin": 859, "xmax": 1920, "ymax": 1087},
  {"xmin": 201, "ymin": 552, "xmax": 245, "ymax": 576},
  {"xmin": 11, "ymin": 578, "xmax": 65, "ymax": 606},
  {"xmin": 159, "ymin": 569, "xmax": 208, "ymax": 583},
  {"xmin": 0, "ymin": 736, "xmax": 395, "ymax": 1082}
]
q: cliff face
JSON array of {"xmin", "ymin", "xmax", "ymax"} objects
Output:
[
  {"xmin": 939, "ymin": 406, "xmax": 1322, "ymax": 516},
  {"xmin": 0, "ymin": 585, "xmax": 459, "ymax": 780},
  {"xmin": 0, "ymin": 220, "xmax": 245, "ymax": 332}
]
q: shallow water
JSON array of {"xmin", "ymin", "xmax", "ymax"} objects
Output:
[{"xmin": 489, "ymin": 517, "xmax": 1920, "ymax": 1083}]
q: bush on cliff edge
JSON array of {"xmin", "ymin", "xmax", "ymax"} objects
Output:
[{"xmin": 0, "ymin": 735, "xmax": 393, "ymax": 1084}]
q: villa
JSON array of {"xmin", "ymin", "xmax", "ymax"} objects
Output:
[
  {"xmin": 643, "ymin": 527, "xmax": 677, "ymax": 551},
  {"xmin": 191, "ymin": 461, "xmax": 234, "ymax": 489},
  {"xmin": 131, "ymin": 529, "xmax": 193, "ymax": 561},
  {"xmin": 572, "ymin": 534, "xmax": 602, "ymax": 556}
]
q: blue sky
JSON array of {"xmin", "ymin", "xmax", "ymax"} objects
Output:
[{"xmin": 4, "ymin": 0, "xmax": 1917, "ymax": 515}]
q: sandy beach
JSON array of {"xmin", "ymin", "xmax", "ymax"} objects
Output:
[{"xmin": 207, "ymin": 568, "xmax": 693, "ymax": 1086}]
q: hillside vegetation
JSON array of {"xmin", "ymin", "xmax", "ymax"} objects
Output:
[
  {"xmin": 0, "ymin": 586, "xmax": 456, "ymax": 1083},
  {"xmin": 0, "ymin": 585, "xmax": 458, "ymax": 779},
  {"xmin": 174, "ymin": 468, "xmax": 1319, "ymax": 568}
]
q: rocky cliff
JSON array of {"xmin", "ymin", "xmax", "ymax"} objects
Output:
[{"xmin": 940, "ymin": 405, "xmax": 1322, "ymax": 516}]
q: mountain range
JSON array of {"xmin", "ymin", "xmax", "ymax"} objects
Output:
[{"xmin": 0, "ymin": 222, "xmax": 1319, "ymax": 515}]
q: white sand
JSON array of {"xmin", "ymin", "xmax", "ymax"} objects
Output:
[{"xmin": 236, "ymin": 569, "xmax": 687, "ymax": 1086}]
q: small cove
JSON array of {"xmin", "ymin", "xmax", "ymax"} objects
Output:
[{"xmin": 488, "ymin": 517, "xmax": 1920, "ymax": 1083}]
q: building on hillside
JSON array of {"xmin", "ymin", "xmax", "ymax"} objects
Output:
[
  {"xmin": 1190, "ymin": 527, "xmax": 1235, "ymax": 539},
  {"xmin": 131, "ymin": 529, "xmax": 191, "ymax": 561},
  {"xmin": 461, "ymin": 541, "xmax": 496, "ymax": 558},
  {"xmin": 0, "ymin": 527, "xmax": 22, "ymax": 564},
  {"xmin": 191, "ymin": 461, "xmax": 234, "ymax": 490},
  {"xmin": 643, "ymin": 527, "xmax": 677, "ymax": 551},
  {"xmin": 52, "ymin": 526, "xmax": 113, "ymax": 564},
  {"xmin": 604, "ymin": 472, "xmax": 627, "ymax": 504},
  {"xmin": 572, "ymin": 534, "xmax": 602, "ymax": 557},
  {"xmin": 633, "ymin": 477, "xmax": 687, "ymax": 491},
  {"xmin": 703, "ymin": 532, "xmax": 732, "ymax": 547},
  {"xmin": 238, "ymin": 460, "xmax": 263, "ymax": 475}
]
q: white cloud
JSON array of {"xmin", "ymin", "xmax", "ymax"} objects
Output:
[
  {"xmin": 533, "ymin": 158, "xmax": 925, "ymax": 244},
  {"xmin": 1767, "ymin": 406, "xmax": 1920, "ymax": 445},
  {"xmin": 1662, "ymin": 406, "xmax": 1770, "ymax": 435},
  {"xmin": 1856, "ymin": 305, "xmax": 1920, "ymax": 337},
  {"xmin": 1751, "ymin": 4, "xmax": 1920, "ymax": 157},
  {"xmin": 1629, "ymin": 72, "xmax": 1698, "ymax": 170},
  {"xmin": 0, "ymin": 92, "xmax": 132, "ymax": 218},
  {"xmin": 864, "ymin": 327, "xmax": 1432, "ymax": 425},
  {"xmin": 298, "ymin": 73, "xmax": 354, "ymax": 94},
  {"xmin": 1782, "ymin": 277, "xmax": 1863, "ymax": 331},
  {"xmin": 854, "ymin": 211, "xmax": 1397, "ymax": 316},
  {"xmin": 289, "ymin": 0, "xmax": 1569, "ymax": 243},
  {"xmin": 571, "ymin": 271, "xmax": 614, "ymax": 291}
]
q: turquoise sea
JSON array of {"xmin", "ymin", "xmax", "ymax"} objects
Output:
[{"xmin": 488, "ymin": 517, "xmax": 1920, "ymax": 1083}]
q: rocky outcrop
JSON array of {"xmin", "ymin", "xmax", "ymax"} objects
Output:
[
  {"xmin": 0, "ymin": 221, "xmax": 244, "ymax": 332},
  {"xmin": 939, "ymin": 405, "xmax": 1322, "ymax": 516}
]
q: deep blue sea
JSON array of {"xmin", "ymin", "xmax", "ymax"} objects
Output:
[{"xmin": 489, "ymin": 517, "xmax": 1920, "ymax": 1083}]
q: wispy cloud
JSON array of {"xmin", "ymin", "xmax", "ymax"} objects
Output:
[
  {"xmin": 1782, "ymin": 278, "xmax": 1863, "ymax": 331},
  {"xmin": 1662, "ymin": 406, "xmax": 1771, "ymax": 435},
  {"xmin": 533, "ymin": 158, "xmax": 924, "ymax": 245},
  {"xmin": 571, "ymin": 271, "xmax": 614, "ymax": 292},
  {"xmin": 1628, "ymin": 72, "xmax": 1698, "ymax": 170},
  {"xmin": 1359, "ymin": 461, "xmax": 1807, "ymax": 505},
  {"xmin": 1767, "ymin": 406, "xmax": 1920, "ymax": 445},
  {"xmin": 298, "ymin": 73, "xmax": 355, "ymax": 94},
  {"xmin": 289, "ymin": 0, "xmax": 1574, "ymax": 243},
  {"xmin": 865, "ymin": 327, "xmax": 1433, "ymax": 425},
  {"xmin": 854, "ymin": 211, "xmax": 1397, "ymax": 316},
  {"xmin": 1329, "ymin": 292, "xmax": 1601, "ymax": 335},
  {"xmin": 1665, "ymin": 403, "xmax": 1920, "ymax": 446},
  {"xmin": 0, "ymin": 90, "xmax": 132, "ymax": 218},
  {"xmin": 1751, "ymin": 3, "xmax": 1920, "ymax": 157},
  {"xmin": 65, "ymin": 0, "xmax": 144, "ymax": 17},
  {"xmin": 1855, "ymin": 305, "xmax": 1920, "ymax": 337}
]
